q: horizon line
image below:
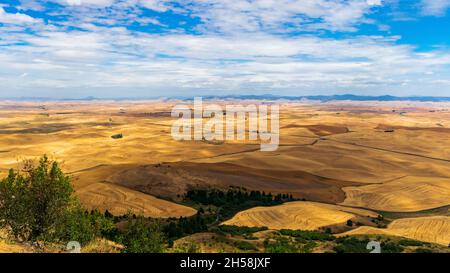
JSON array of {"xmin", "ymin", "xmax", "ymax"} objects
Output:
[{"xmin": 1, "ymin": 94, "xmax": 450, "ymax": 102}]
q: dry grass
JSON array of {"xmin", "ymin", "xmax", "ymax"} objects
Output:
[
  {"xmin": 82, "ymin": 238, "xmax": 124, "ymax": 253},
  {"xmin": 0, "ymin": 241, "xmax": 33, "ymax": 253},
  {"xmin": 0, "ymin": 229, "xmax": 33, "ymax": 253}
]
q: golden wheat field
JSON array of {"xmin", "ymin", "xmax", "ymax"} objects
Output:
[
  {"xmin": 0, "ymin": 99, "xmax": 449, "ymax": 246},
  {"xmin": 222, "ymin": 201, "xmax": 378, "ymax": 230},
  {"xmin": 338, "ymin": 216, "xmax": 450, "ymax": 245},
  {"xmin": 340, "ymin": 176, "xmax": 450, "ymax": 212}
]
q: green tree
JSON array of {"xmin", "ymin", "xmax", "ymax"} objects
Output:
[
  {"xmin": 0, "ymin": 156, "xmax": 73, "ymax": 241},
  {"xmin": 121, "ymin": 217, "xmax": 165, "ymax": 253},
  {"xmin": 0, "ymin": 156, "xmax": 115, "ymax": 246},
  {"xmin": 55, "ymin": 208, "xmax": 118, "ymax": 245}
]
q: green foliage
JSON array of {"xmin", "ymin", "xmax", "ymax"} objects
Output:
[
  {"xmin": 414, "ymin": 248, "xmax": 433, "ymax": 253},
  {"xmin": 380, "ymin": 241, "xmax": 404, "ymax": 253},
  {"xmin": 163, "ymin": 212, "xmax": 213, "ymax": 240},
  {"xmin": 56, "ymin": 209, "xmax": 118, "ymax": 245},
  {"xmin": 173, "ymin": 242, "xmax": 201, "ymax": 253},
  {"xmin": 334, "ymin": 237, "xmax": 404, "ymax": 253},
  {"xmin": 215, "ymin": 225, "xmax": 268, "ymax": 236},
  {"xmin": 185, "ymin": 188, "xmax": 294, "ymax": 219},
  {"xmin": 120, "ymin": 217, "xmax": 165, "ymax": 253},
  {"xmin": 279, "ymin": 229, "xmax": 335, "ymax": 241},
  {"xmin": 334, "ymin": 237, "xmax": 371, "ymax": 253},
  {"xmin": 264, "ymin": 237, "xmax": 316, "ymax": 253},
  {"xmin": 0, "ymin": 156, "xmax": 73, "ymax": 241},
  {"xmin": 265, "ymin": 237, "xmax": 298, "ymax": 253},
  {"xmin": 0, "ymin": 156, "xmax": 116, "ymax": 246},
  {"xmin": 233, "ymin": 240, "xmax": 258, "ymax": 251},
  {"xmin": 398, "ymin": 239, "xmax": 427, "ymax": 247},
  {"xmin": 57, "ymin": 208, "xmax": 96, "ymax": 244}
]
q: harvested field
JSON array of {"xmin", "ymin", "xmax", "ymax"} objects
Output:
[
  {"xmin": 222, "ymin": 201, "xmax": 377, "ymax": 230},
  {"xmin": 0, "ymin": 99, "xmax": 449, "ymax": 239},
  {"xmin": 339, "ymin": 216, "xmax": 450, "ymax": 246},
  {"xmin": 103, "ymin": 162, "xmax": 359, "ymax": 203},
  {"xmin": 77, "ymin": 182, "xmax": 196, "ymax": 218},
  {"xmin": 341, "ymin": 177, "xmax": 450, "ymax": 212}
]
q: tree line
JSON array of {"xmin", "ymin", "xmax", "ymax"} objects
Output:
[{"xmin": 184, "ymin": 188, "xmax": 295, "ymax": 219}]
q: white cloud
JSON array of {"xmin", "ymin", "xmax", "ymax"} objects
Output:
[
  {"xmin": 62, "ymin": 0, "xmax": 114, "ymax": 6},
  {"xmin": 0, "ymin": 7, "xmax": 40, "ymax": 24},
  {"xmin": 421, "ymin": 0, "xmax": 450, "ymax": 16},
  {"xmin": 139, "ymin": 0, "xmax": 169, "ymax": 12},
  {"xmin": 1, "ymin": 0, "xmax": 449, "ymax": 97},
  {"xmin": 174, "ymin": 0, "xmax": 383, "ymax": 33},
  {"xmin": 367, "ymin": 0, "xmax": 382, "ymax": 6},
  {"xmin": 42, "ymin": 0, "xmax": 383, "ymax": 33},
  {"xmin": 1, "ymin": 21, "xmax": 450, "ymax": 96}
]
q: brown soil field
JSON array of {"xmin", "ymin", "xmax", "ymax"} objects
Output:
[{"xmin": 0, "ymin": 100, "xmax": 449, "ymax": 245}]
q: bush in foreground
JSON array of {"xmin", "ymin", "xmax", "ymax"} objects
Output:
[
  {"xmin": 0, "ymin": 156, "xmax": 114, "ymax": 245},
  {"xmin": 0, "ymin": 156, "xmax": 74, "ymax": 242}
]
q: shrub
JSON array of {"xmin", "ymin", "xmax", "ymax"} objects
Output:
[
  {"xmin": 380, "ymin": 241, "xmax": 404, "ymax": 253},
  {"xmin": 334, "ymin": 237, "xmax": 370, "ymax": 253},
  {"xmin": 0, "ymin": 156, "xmax": 74, "ymax": 241},
  {"xmin": 264, "ymin": 237, "xmax": 298, "ymax": 253},
  {"xmin": 174, "ymin": 242, "xmax": 200, "ymax": 253},
  {"xmin": 0, "ymin": 156, "xmax": 115, "ymax": 246},
  {"xmin": 56, "ymin": 209, "xmax": 118, "ymax": 245},
  {"xmin": 279, "ymin": 229, "xmax": 335, "ymax": 241},
  {"xmin": 58, "ymin": 208, "xmax": 97, "ymax": 244},
  {"xmin": 415, "ymin": 248, "xmax": 433, "ymax": 253},
  {"xmin": 264, "ymin": 236, "xmax": 317, "ymax": 253},
  {"xmin": 215, "ymin": 225, "xmax": 268, "ymax": 236},
  {"xmin": 120, "ymin": 217, "xmax": 165, "ymax": 253},
  {"xmin": 398, "ymin": 239, "xmax": 426, "ymax": 247},
  {"xmin": 334, "ymin": 237, "xmax": 404, "ymax": 253},
  {"xmin": 234, "ymin": 240, "xmax": 258, "ymax": 251},
  {"xmin": 346, "ymin": 220, "xmax": 353, "ymax": 227}
]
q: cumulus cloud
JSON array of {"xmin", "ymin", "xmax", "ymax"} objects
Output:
[{"xmin": 0, "ymin": 7, "xmax": 40, "ymax": 24}]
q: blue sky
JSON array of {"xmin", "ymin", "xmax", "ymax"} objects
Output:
[{"xmin": 0, "ymin": 0, "xmax": 450, "ymax": 98}]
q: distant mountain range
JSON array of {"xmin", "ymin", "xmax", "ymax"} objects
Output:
[
  {"xmin": 2, "ymin": 94, "xmax": 450, "ymax": 102},
  {"xmin": 198, "ymin": 94, "xmax": 450, "ymax": 102}
]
